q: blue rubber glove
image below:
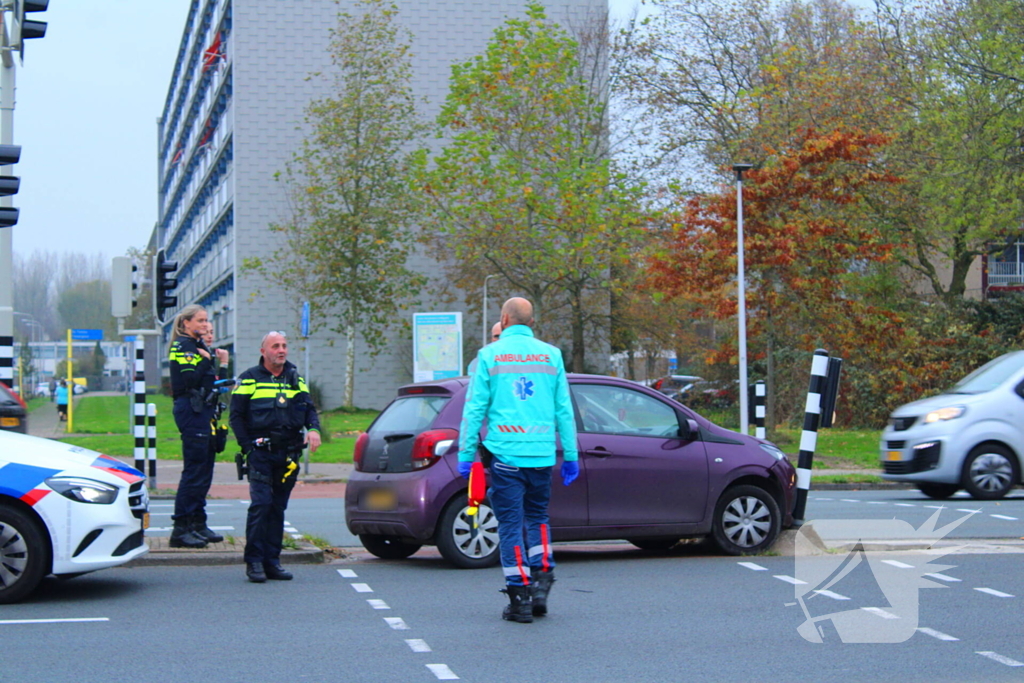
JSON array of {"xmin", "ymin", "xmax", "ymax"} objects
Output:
[
  {"xmin": 561, "ymin": 460, "xmax": 579, "ymax": 486},
  {"xmin": 457, "ymin": 461, "xmax": 473, "ymax": 479}
]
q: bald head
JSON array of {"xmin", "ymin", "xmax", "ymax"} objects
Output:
[
  {"xmin": 501, "ymin": 297, "xmax": 533, "ymax": 328},
  {"xmin": 490, "ymin": 321, "xmax": 503, "ymax": 342}
]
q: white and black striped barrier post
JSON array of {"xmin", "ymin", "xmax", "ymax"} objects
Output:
[
  {"xmin": 147, "ymin": 402, "xmax": 157, "ymax": 488},
  {"xmin": 133, "ymin": 338, "xmax": 147, "ymax": 476},
  {"xmin": 754, "ymin": 380, "xmax": 766, "ymax": 439},
  {"xmin": 792, "ymin": 349, "xmax": 829, "ymax": 525},
  {"xmin": 0, "ymin": 332, "xmax": 11, "ymax": 388}
]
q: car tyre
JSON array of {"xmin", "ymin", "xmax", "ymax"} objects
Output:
[
  {"xmin": 627, "ymin": 537, "xmax": 681, "ymax": 552},
  {"xmin": 962, "ymin": 444, "xmax": 1019, "ymax": 500},
  {"xmin": 0, "ymin": 504, "xmax": 50, "ymax": 604},
  {"xmin": 359, "ymin": 534, "xmax": 422, "ymax": 560},
  {"xmin": 711, "ymin": 485, "xmax": 781, "ymax": 556},
  {"xmin": 435, "ymin": 497, "xmax": 500, "ymax": 569},
  {"xmin": 917, "ymin": 483, "xmax": 960, "ymax": 499}
]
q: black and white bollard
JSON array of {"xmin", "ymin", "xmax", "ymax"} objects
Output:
[
  {"xmin": 754, "ymin": 380, "xmax": 766, "ymax": 439},
  {"xmin": 147, "ymin": 402, "xmax": 157, "ymax": 488},
  {"xmin": 792, "ymin": 349, "xmax": 829, "ymax": 524},
  {"xmin": 0, "ymin": 333, "xmax": 11, "ymax": 389},
  {"xmin": 133, "ymin": 338, "xmax": 147, "ymax": 475}
]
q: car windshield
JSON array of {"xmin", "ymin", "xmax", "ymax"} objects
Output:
[
  {"xmin": 948, "ymin": 352, "xmax": 1024, "ymax": 395},
  {"xmin": 370, "ymin": 395, "xmax": 449, "ymax": 435}
]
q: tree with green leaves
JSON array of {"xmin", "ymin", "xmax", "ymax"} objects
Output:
[
  {"xmin": 248, "ymin": 0, "xmax": 427, "ymax": 407},
  {"xmin": 416, "ymin": 3, "xmax": 644, "ymax": 371}
]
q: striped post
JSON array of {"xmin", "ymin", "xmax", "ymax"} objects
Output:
[
  {"xmin": 792, "ymin": 349, "xmax": 829, "ymax": 524},
  {"xmin": 0, "ymin": 333, "xmax": 11, "ymax": 388},
  {"xmin": 146, "ymin": 402, "xmax": 157, "ymax": 488},
  {"xmin": 133, "ymin": 338, "xmax": 147, "ymax": 475},
  {"xmin": 754, "ymin": 380, "xmax": 766, "ymax": 439}
]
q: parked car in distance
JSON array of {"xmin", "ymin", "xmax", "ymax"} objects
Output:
[
  {"xmin": 346, "ymin": 374, "xmax": 797, "ymax": 568},
  {"xmin": 0, "ymin": 431, "xmax": 149, "ymax": 603},
  {"xmin": 881, "ymin": 350, "xmax": 1024, "ymax": 499},
  {"xmin": 0, "ymin": 383, "xmax": 27, "ymax": 433},
  {"xmin": 650, "ymin": 374, "xmax": 703, "ymax": 402}
]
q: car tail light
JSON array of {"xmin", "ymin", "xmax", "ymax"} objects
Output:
[
  {"xmin": 411, "ymin": 428, "xmax": 458, "ymax": 470},
  {"xmin": 353, "ymin": 432, "xmax": 369, "ymax": 472},
  {"xmin": 652, "ymin": 379, "xmax": 663, "ymax": 390}
]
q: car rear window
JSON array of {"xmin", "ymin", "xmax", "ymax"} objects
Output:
[{"xmin": 370, "ymin": 395, "xmax": 449, "ymax": 436}]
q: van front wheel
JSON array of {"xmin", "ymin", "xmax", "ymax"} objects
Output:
[{"xmin": 963, "ymin": 445, "xmax": 1018, "ymax": 500}]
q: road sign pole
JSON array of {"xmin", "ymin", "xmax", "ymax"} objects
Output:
[
  {"xmin": 66, "ymin": 328, "xmax": 73, "ymax": 432},
  {"xmin": 0, "ymin": 57, "xmax": 14, "ymax": 389}
]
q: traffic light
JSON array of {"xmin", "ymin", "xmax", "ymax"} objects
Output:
[
  {"xmin": 111, "ymin": 256, "xmax": 141, "ymax": 318},
  {"xmin": 154, "ymin": 249, "xmax": 178, "ymax": 324},
  {"xmin": 0, "ymin": 144, "xmax": 21, "ymax": 228},
  {"xmin": 13, "ymin": 0, "xmax": 48, "ymax": 57}
]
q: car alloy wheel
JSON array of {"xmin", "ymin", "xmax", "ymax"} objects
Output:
[
  {"xmin": 963, "ymin": 445, "xmax": 1018, "ymax": 500},
  {"xmin": 711, "ymin": 485, "xmax": 781, "ymax": 556},
  {"xmin": 0, "ymin": 504, "xmax": 49, "ymax": 604},
  {"xmin": 436, "ymin": 498, "xmax": 500, "ymax": 569}
]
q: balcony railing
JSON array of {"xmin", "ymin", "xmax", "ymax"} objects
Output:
[{"xmin": 989, "ymin": 261, "xmax": 1024, "ymax": 287}]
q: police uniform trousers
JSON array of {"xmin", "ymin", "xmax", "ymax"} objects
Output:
[
  {"xmin": 172, "ymin": 397, "xmax": 216, "ymax": 522},
  {"xmin": 488, "ymin": 459, "xmax": 555, "ymax": 587},
  {"xmin": 244, "ymin": 446, "xmax": 298, "ymax": 565}
]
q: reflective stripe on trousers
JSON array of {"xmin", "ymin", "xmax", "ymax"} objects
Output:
[{"xmin": 487, "ymin": 460, "xmax": 554, "ymax": 587}]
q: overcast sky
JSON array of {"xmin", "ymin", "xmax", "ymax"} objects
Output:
[{"xmin": 9, "ymin": 0, "xmax": 641, "ymax": 262}]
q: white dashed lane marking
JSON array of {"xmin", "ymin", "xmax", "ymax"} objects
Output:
[
  {"xmin": 862, "ymin": 607, "xmax": 900, "ymax": 620},
  {"xmin": 426, "ymin": 663, "xmax": 460, "ymax": 680},
  {"xmin": 367, "ymin": 599, "xmax": 390, "ymax": 610},
  {"xmin": 974, "ymin": 587, "xmax": 1014, "ymax": 598},
  {"xmin": 882, "ymin": 560, "xmax": 915, "ymax": 569},
  {"xmin": 337, "ymin": 569, "xmax": 357, "ymax": 578},
  {"xmin": 813, "ymin": 589, "xmax": 850, "ymax": 601},
  {"xmin": 866, "ymin": 501, "xmax": 887, "ymax": 505},
  {"xmin": 352, "ymin": 583, "xmax": 373, "ymax": 593},
  {"xmin": 990, "ymin": 514, "xmax": 1018, "ymax": 521},
  {"xmin": 406, "ymin": 639, "xmax": 432, "ymax": 653},
  {"xmin": 0, "ymin": 618, "xmax": 109, "ymax": 625},
  {"xmin": 956, "ymin": 509, "xmax": 982, "ymax": 514},
  {"xmin": 384, "ymin": 617, "xmax": 410, "ymax": 630},
  {"xmin": 773, "ymin": 575, "xmax": 807, "ymax": 585},
  {"xmin": 893, "ymin": 503, "xmax": 916, "ymax": 507},
  {"xmin": 840, "ymin": 499, "xmax": 860, "ymax": 503},
  {"xmin": 977, "ymin": 651, "xmax": 1024, "ymax": 667},
  {"xmin": 925, "ymin": 572, "xmax": 961, "ymax": 582},
  {"xmin": 917, "ymin": 627, "xmax": 959, "ymax": 641},
  {"xmin": 737, "ymin": 562, "xmax": 767, "ymax": 571}
]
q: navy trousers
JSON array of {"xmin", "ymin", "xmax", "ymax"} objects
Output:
[
  {"xmin": 488, "ymin": 460, "xmax": 555, "ymax": 587},
  {"xmin": 172, "ymin": 398, "xmax": 214, "ymax": 521},
  {"xmin": 244, "ymin": 447, "xmax": 298, "ymax": 564}
]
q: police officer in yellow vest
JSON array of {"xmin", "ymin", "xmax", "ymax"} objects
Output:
[{"xmin": 230, "ymin": 331, "xmax": 321, "ymax": 583}]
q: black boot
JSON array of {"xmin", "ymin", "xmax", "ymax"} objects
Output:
[
  {"xmin": 501, "ymin": 584, "xmax": 534, "ymax": 623},
  {"xmin": 531, "ymin": 570, "xmax": 556, "ymax": 616},
  {"xmin": 263, "ymin": 560, "xmax": 293, "ymax": 581},
  {"xmin": 246, "ymin": 562, "xmax": 267, "ymax": 583},
  {"xmin": 169, "ymin": 519, "xmax": 208, "ymax": 549},
  {"xmin": 192, "ymin": 512, "xmax": 224, "ymax": 544}
]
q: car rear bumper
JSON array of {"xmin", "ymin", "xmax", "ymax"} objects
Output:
[{"xmin": 345, "ymin": 466, "xmax": 454, "ymax": 543}]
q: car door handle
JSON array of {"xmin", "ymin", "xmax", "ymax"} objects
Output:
[{"xmin": 585, "ymin": 447, "xmax": 613, "ymax": 458}]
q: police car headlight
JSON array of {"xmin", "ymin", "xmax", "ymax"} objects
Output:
[
  {"xmin": 759, "ymin": 443, "xmax": 786, "ymax": 461},
  {"xmin": 46, "ymin": 477, "xmax": 119, "ymax": 505}
]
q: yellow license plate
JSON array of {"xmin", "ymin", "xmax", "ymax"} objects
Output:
[
  {"xmin": 1, "ymin": 416, "xmax": 20, "ymax": 427},
  {"xmin": 364, "ymin": 489, "xmax": 397, "ymax": 511},
  {"xmin": 142, "ymin": 512, "xmax": 150, "ymax": 530},
  {"xmin": 886, "ymin": 451, "xmax": 902, "ymax": 461}
]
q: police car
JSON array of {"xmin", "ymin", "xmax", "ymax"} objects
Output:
[{"xmin": 0, "ymin": 431, "xmax": 150, "ymax": 603}]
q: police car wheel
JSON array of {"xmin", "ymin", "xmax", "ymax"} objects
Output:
[
  {"xmin": 710, "ymin": 485, "xmax": 780, "ymax": 556},
  {"xmin": 359, "ymin": 534, "xmax": 422, "ymax": 560},
  {"xmin": 0, "ymin": 504, "xmax": 50, "ymax": 604},
  {"xmin": 436, "ymin": 497, "xmax": 500, "ymax": 569}
]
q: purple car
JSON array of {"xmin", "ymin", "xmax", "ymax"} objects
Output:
[{"xmin": 345, "ymin": 374, "xmax": 796, "ymax": 567}]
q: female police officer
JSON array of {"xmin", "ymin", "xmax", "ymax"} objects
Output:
[{"xmin": 168, "ymin": 304, "xmax": 228, "ymax": 548}]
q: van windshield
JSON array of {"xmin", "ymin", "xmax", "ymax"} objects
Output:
[{"xmin": 948, "ymin": 352, "xmax": 1024, "ymax": 395}]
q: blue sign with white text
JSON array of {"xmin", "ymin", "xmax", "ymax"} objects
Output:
[{"xmin": 72, "ymin": 329, "xmax": 104, "ymax": 341}]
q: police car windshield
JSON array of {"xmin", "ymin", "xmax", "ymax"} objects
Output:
[
  {"xmin": 948, "ymin": 352, "xmax": 1024, "ymax": 395},
  {"xmin": 371, "ymin": 396, "xmax": 448, "ymax": 435}
]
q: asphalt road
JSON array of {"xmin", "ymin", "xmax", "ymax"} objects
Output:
[{"xmin": 5, "ymin": 548, "xmax": 1024, "ymax": 682}]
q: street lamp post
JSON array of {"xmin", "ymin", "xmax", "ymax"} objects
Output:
[
  {"xmin": 734, "ymin": 163, "xmax": 753, "ymax": 434},
  {"xmin": 482, "ymin": 274, "xmax": 499, "ymax": 347}
]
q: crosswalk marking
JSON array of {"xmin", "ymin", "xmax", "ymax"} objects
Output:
[{"xmin": 917, "ymin": 627, "xmax": 958, "ymax": 641}]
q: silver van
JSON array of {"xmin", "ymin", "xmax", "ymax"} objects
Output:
[{"xmin": 880, "ymin": 351, "xmax": 1024, "ymax": 499}]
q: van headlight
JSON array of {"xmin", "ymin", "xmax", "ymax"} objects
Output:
[
  {"xmin": 923, "ymin": 406, "xmax": 965, "ymax": 424},
  {"xmin": 45, "ymin": 477, "xmax": 119, "ymax": 504},
  {"xmin": 760, "ymin": 443, "xmax": 787, "ymax": 461}
]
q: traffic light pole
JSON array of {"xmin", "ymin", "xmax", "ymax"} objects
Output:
[{"xmin": 0, "ymin": 52, "xmax": 14, "ymax": 388}]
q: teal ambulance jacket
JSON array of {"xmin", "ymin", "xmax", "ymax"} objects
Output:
[{"xmin": 458, "ymin": 325, "xmax": 578, "ymax": 468}]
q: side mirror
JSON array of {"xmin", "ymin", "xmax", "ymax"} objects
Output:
[{"xmin": 683, "ymin": 418, "xmax": 700, "ymax": 441}]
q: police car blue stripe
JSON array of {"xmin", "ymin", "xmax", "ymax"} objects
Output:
[{"xmin": 0, "ymin": 462, "xmax": 63, "ymax": 499}]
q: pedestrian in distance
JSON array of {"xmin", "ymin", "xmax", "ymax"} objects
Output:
[
  {"xmin": 167, "ymin": 304, "xmax": 225, "ymax": 549},
  {"xmin": 458, "ymin": 297, "xmax": 579, "ymax": 623},
  {"xmin": 48, "ymin": 377, "xmax": 56, "ymax": 403},
  {"xmin": 467, "ymin": 322, "xmax": 504, "ymax": 375},
  {"xmin": 55, "ymin": 380, "xmax": 68, "ymax": 421},
  {"xmin": 230, "ymin": 331, "xmax": 321, "ymax": 583}
]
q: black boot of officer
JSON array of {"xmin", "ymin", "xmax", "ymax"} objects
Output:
[
  {"xmin": 169, "ymin": 519, "xmax": 207, "ymax": 549},
  {"xmin": 501, "ymin": 584, "xmax": 533, "ymax": 623},
  {"xmin": 531, "ymin": 570, "xmax": 556, "ymax": 616},
  {"xmin": 192, "ymin": 512, "xmax": 223, "ymax": 543}
]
